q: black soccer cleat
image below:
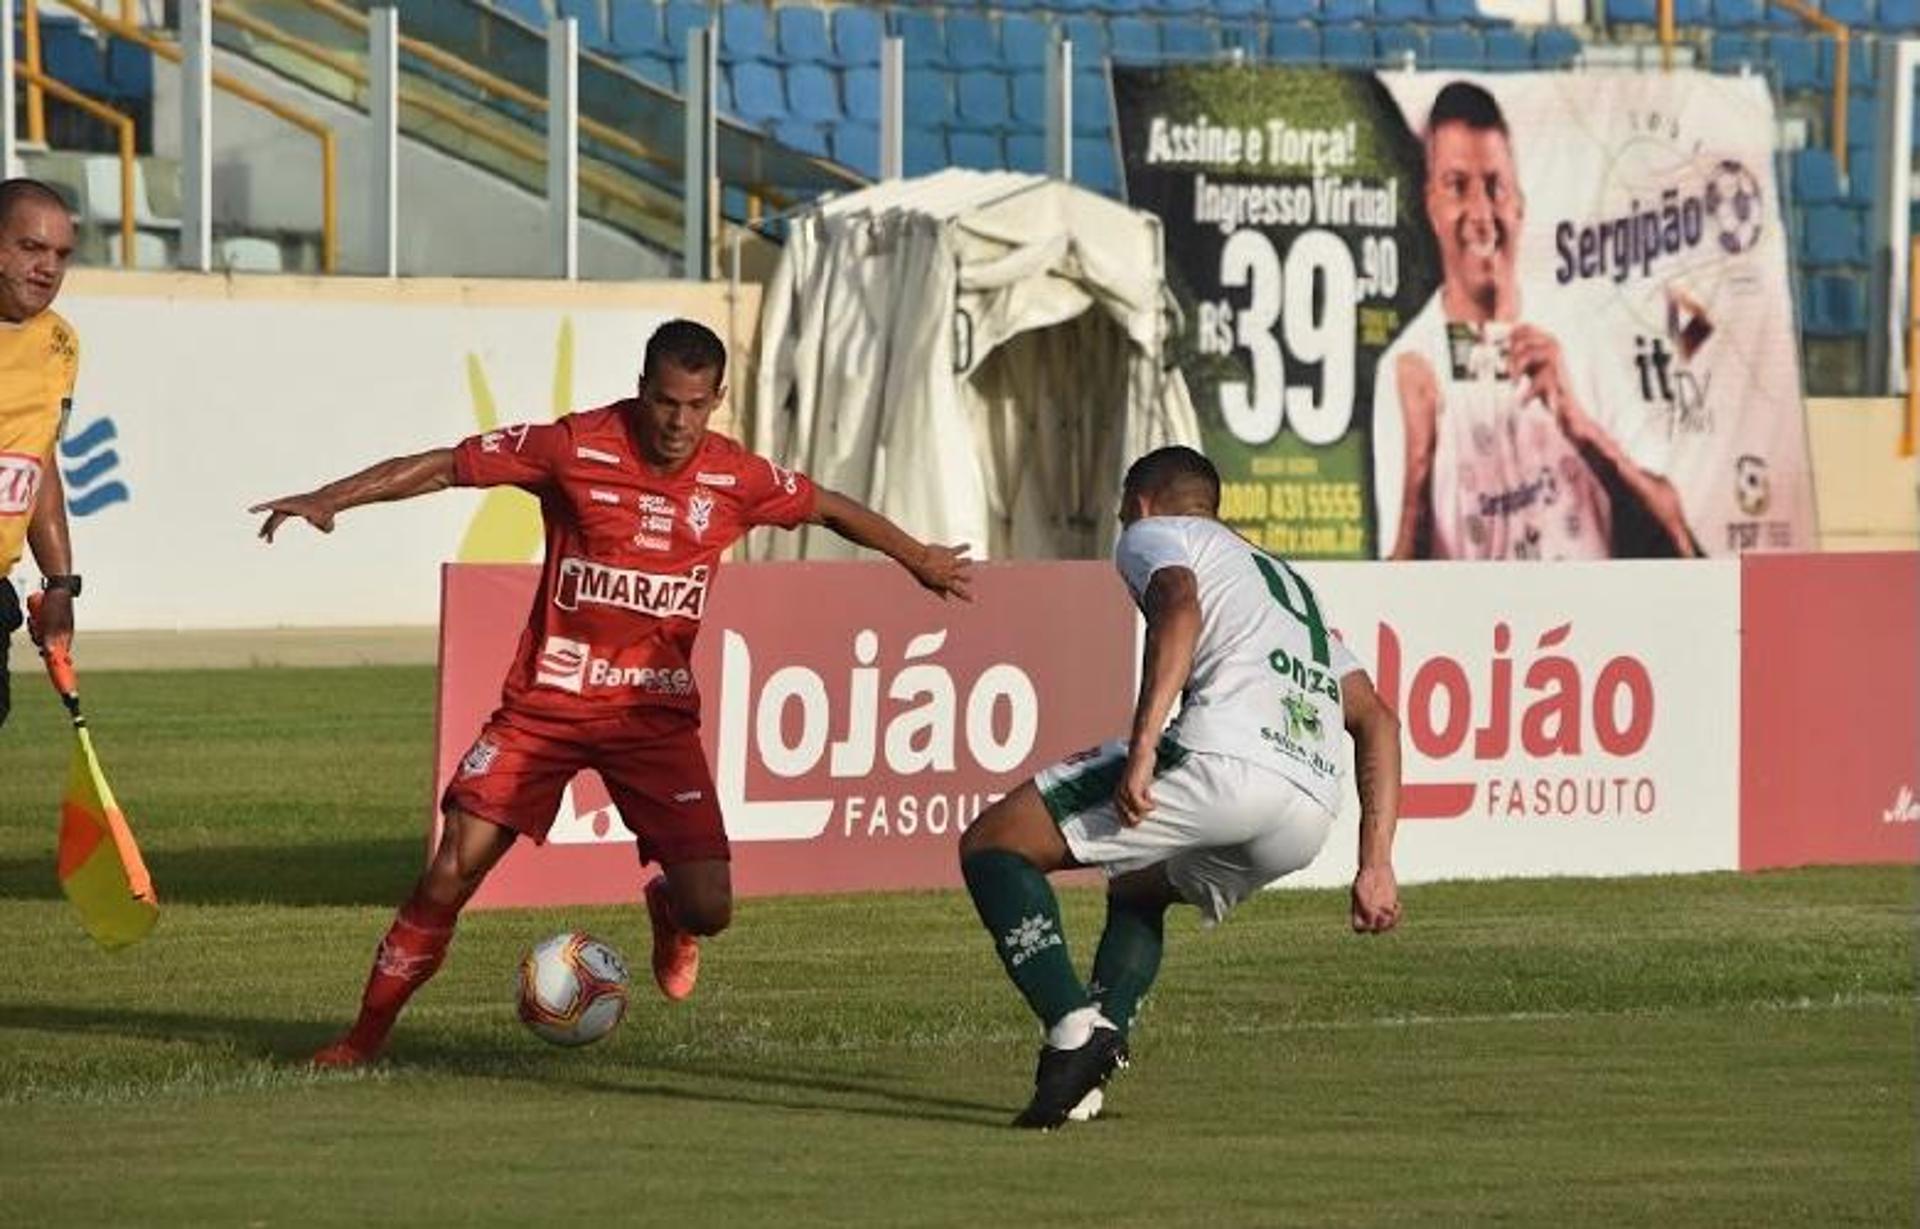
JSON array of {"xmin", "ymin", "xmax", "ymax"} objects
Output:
[{"xmin": 1012, "ymin": 1025, "xmax": 1129, "ymax": 1131}]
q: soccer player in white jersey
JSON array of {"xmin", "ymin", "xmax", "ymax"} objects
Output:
[
  {"xmin": 958, "ymin": 446, "xmax": 1404, "ymax": 1129},
  {"xmin": 1372, "ymin": 80, "xmax": 1698, "ymax": 559}
]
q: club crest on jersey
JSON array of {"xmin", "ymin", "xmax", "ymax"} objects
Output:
[
  {"xmin": 459, "ymin": 737, "xmax": 501, "ymax": 778},
  {"xmin": 555, "ymin": 557, "xmax": 710, "ymax": 619},
  {"xmin": 687, "ymin": 492, "xmax": 714, "ymax": 540}
]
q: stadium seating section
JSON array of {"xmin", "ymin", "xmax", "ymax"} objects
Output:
[{"xmin": 20, "ymin": 0, "xmax": 1920, "ymax": 367}]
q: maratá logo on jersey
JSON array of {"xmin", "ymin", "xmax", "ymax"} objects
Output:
[
  {"xmin": 0, "ymin": 452, "xmax": 42, "ymax": 515},
  {"xmin": 554, "ymin": 558, "xmax": 709, "ymax": 618}
]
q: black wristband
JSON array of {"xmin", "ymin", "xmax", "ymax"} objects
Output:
[{"xmin": 40, "ymin": 574, "xmax": 82, "ymax": 598}]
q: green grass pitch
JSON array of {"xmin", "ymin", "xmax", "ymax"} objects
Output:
[{"xmin": 0, "ymin": 666, "xmax": 1912, "ymax": 1226}]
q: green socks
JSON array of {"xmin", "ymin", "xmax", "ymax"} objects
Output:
[
  {"xmin": 1088, "ymin": 894, "xmax": 1166, "ymax": 1038},
  {"xmin": 961, "ymin": 848, "xmax": 1090, "ymax": 1028}
]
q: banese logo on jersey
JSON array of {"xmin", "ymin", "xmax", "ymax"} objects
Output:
[
  {"xmin": 554, "ymin": 558, "xmax": 709, "ymax": 618},
  {"xmin": 534, "ymin": 634, "xmax": 695, "ymax": 696}
]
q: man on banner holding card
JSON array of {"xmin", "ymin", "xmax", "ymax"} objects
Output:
[{"xmin": 1371, "ymin": 81, "xmax": 1699, "ymax": 561}]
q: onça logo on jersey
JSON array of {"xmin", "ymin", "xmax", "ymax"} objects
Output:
[
  {"xmin": 554, "ymin": 558, "xmax": 710, "ymax": 619},
  {"xmin": 0, "ymin": 452, "xmax": 43, "ymax": 516}
]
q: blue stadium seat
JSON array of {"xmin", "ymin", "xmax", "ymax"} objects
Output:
[
  {"xmin": 620, "ymin": 51, "xmax": 675, "ymax": 89},
  {"xmin": 945, "ymin": 14, "xmax": 1001, "ymax": 70},
  {"xmin": 1878, "ymin": 0, "xmax": 1920, "ymax": 27},
  {"xmin": 1111, "ymin": 17, "xmax": 1162, "ymax": 60},
  {"xmin": 1534, "ymin": 27, "xmax": 1581, "ymax": 66},
  {"xmin": 1063, "ymin": 16, "xmax": 1111, "ymax": 56},
  {"xmin": 896, "ymin": 11, "xmax": 947, "ymax": 68},
  {"xmin": 1003, "ymin": 16, "xmax": 1052, "ymax": 70},
  {"xmin": 956, "ymin": 70, "xmax": 1013, "ymax": 129},
  {"xmin": 1484, "ymin": 28, "xmax": 1530, "ymax": 67},
  {"xmin": 1321, "ymin": 24, "xmax": 1373, "ymax": 66},
  {"xmin": 905, "ymin": 128, "xmax": 949, "ymax": 177},
  {"xmin": 776, "ymin": 6, "xmax": 834, "ymax": 64},
  {"xmin": 1163, "ymin": 20, "xmax": 1216, "ymax": 58},
  {"xmin": 1802, "ymin": 205, "xmax": 1865, "ymax": 266},
  {"xmin": 844, "ymin": 67, "xmax": 881, "ymax": 122},
  {"xmin": 1773, "ymin": 34, "xmax": 1820, "ymax": 91},
  {"xmin": 1220, "ymin": 22, "xmax": 1266, "ymax": 57},
  {"xmin": 1802, "ymin": 273, "xmax": 1866, "ymax": 336},
  {"xmin": 719, "ymin": 3, "xmax": 775, "ymax": 63},
  {"xmin": 774, "ymin": 119, "xmax": 830, "ymax": 157},
  {"xmin": 1823, "ymin": 0, "xmax": 1872, "ymax": 23},
  {"xmin": 1007, "ymin": 131, "xmax": 1048, "ymax": 173},
  {"xmin": 1845, "ymin": 147, "xmax": 1876, "ymax": 206},
  {"xmin": 495, "ymin": 0, "xmax": 548, "ymax": 30},
  {"xmin": 832, "ymin": 121, "xmax": 880, "ymax": 177},
  {"xmin": 1374, "ymin": 0, "xmax": 1429, "ymax": 23},
  {"xmin": 1709, "ymin": 32, "xmax": 1760, "ymax": 72},
  {"xmin": 1608, "ymin": 0, "xmax": 1655, "ymax": 21},
  {"xmin": 1322, "ymin": 0, "xmax": 1374, "ymax": 22},
  {"xmin": 995, "ymin": 0, "xmax": 1040, "ymax": 10},
  {"xmin": 788, "ymin": 63, "xmax": 840, "ymax": 122},
  {"xmin": 662, "ymin": 0, "xmax": 708, "ymax": 56},
  {"xmin": 105, "ymin": 38, "xmax": 153, "ymax": 103},
  {"xmin": 906, "ymin": 71, "xmax": 956, "ymax": 125},
  {"xmin": 1212, "ymin": 0, "xmax": 1266, "ymax": 15},
  {"xmin": 1431, "ymin": 0, "xmax": 1492, "ymax": 23},
  {"xmin": 1826, "ymin": 38, "xmax": 1877, "ymax": 93},
  {"xmin": 1156, "ymin": 0, "xmax": 1211, "ymax": 14},
  {"xmin": 1792, "ymin": 147, "xmax": 1845, "ymax": 205},
  {"xmin": 558, "ymin": 0, "xmax": 608, "ymax": 49},
  {"xmin": 1376, "ymin": 27, "xmax": 1424, "ymax": 63},
  {"xmin": 1074, "ymin": 136, "xmax": 1121, "ymax": 196},
  {"xmin": 1073, "ymin": 69, "xmax": 1113, "ymax": 135},
  {"xmin": 1012, "ymin": 71, "xmax": 1049, "ymax": 127},
  {"xmin": 1710, "ymin": 0, "xmax": 1763, "ymax": 24},
  {"xmin": 676, "ymin": 59, "xmax": 734, "ymax": 111},
  {"xmin": 609, "ymin": 0, "xmax": 663, "ymax": 55},
  {"xmin": 950, "ymin": 129, "xmax": 1005, "ymax": 170},
  {"xmin": 1269, "ymin": 24, "xmax": 1320, "ymax": 63},
  {"xmin": 1267, "ymin": 0, "xmax": 1317, "ymax": 18},
  {"xmin": 40, "ymin": 25, "xmax": 110, "ymax": 97},
  {"xmin": 1426, "ymin": 28, "xmax": 1484, "ymax": 67},
  {"xmin": 1051, "ymin": 0, "xmax": 1099, "ymax": 13},
  {"xmin": 834, "ymin": 7, "xmax": 884, "ymax": 65},
  {"xmin": 730, "ymin": 62, "xmax": 785, "ymax": 124}
]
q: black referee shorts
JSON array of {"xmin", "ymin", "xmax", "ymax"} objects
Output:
[{"xmin": 0, "ymin": 581, "xmax": 21, "ymax": 729}]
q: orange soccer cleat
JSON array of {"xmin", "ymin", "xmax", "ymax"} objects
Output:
[{"xmin": 643, "ymin": 875, "xmax": 700, "ymax": 1002}]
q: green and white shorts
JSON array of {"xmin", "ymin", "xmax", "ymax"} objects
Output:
[{"xmin": 1035, "ymin": 738, "xmax": 1335, "ymax": 924}]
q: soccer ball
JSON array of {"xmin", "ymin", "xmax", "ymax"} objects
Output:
[{"xmin": 517, "ymin": 932, "xmax": 631, "ymax": 1047}]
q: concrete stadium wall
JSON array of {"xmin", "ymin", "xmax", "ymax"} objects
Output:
[{"xmin": 1805, "ymin": 398, "xmax": 1920, "ymax": 553}]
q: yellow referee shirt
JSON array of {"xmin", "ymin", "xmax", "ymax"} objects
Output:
[{"xmin": 0, "ymin": 309, "xmax": 80, "ymax": 575}]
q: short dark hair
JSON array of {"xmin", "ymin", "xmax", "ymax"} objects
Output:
[
  {"xmin": 0, "ymin": 178, "xmax": 71, "ymax": 230},
  {"xmin": 1125, "ymin": 446, "xmax": 1220, "ymax": 512},
  {"xmin": 1425, "ymin": 81, "xmax": 1508, "ymax": 140},
  {"xmin": 643, "ymin": 318, "xmax": 727, "ymax": 385}
]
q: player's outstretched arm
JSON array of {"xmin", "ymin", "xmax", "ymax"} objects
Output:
[
  {"xmin": 1114, "ymin": 567, "xmax": 1201, "ymax": 828},
  {"xmin": 808, "ymin": 488, "xmax": 974, "ymax": 601},
  {"xmin": 250, "ymin": 448, "xmax": 458, "ymax": 543},
  {"xmin": 1343, "ymin": 669, "xmax": 1402, "ymax": 934}
]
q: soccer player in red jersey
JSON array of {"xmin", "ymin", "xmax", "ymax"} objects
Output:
[{"xmin": 251, "ymin": 320, "xmax": 973, "ymax": 1067}]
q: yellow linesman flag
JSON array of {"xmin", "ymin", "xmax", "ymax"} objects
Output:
[{"xmin": 30, "ymin": 594, "xmax": 158, "ymax": 949}]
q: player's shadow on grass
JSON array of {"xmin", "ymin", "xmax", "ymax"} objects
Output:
[
  {"xmin": 0, "ymin": 1002, "xmax": 332, "ymax": 1059},
  {"xmin": 0, "ymin": 838, "xmax": 420, "ymax": 907}
]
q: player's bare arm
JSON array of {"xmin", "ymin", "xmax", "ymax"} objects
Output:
[
  {"xmin": 25, "ymin": 459, "xmax": 73, "ymax": 644},
  {"xmin": 1114, "ymin": 566, "xmax": 1201, "ymax": 827},
  {"xmin": 1509, "ymin": 325, "xmax": 1699, "ymax": 558},
  {"xmin": 251, "ymin": 448, "xmax": 458, "ymax": 543},
  {"xmin": 807, "ymin": 487, "xmax": 974, "ymax": 601},
  {"xmin": 1342, "ymin": 668, "xmax": 1402, "ymax": 934},
  {"xmin": 1390, "ymin": 351, "xmax": 1439, "ymax": 561}
]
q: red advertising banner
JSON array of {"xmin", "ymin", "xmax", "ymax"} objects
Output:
[
  {"xmin": 437, "ymin": 561, "xmax": 1136, "ymax": 908},
  {"xmin": 1740, "ymin": 553, "xmax": 1920, "ymax": 870}
]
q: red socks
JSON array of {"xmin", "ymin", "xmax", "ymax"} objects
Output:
[{"xmin": 341, "ymin": 896, "xmax": 459, "ymax": 1056}]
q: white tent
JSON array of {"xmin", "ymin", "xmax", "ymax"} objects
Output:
[{"xmin": 750, "ymin": 169, "xmax": 1200, "ymax": 561}]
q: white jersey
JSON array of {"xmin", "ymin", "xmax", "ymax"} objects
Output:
[
  {"xmin": 1114, "ymin": 516, "xmax": 1364, "ymax": 815},
  {"xmin": 1372, "ymin": 293, "xmax": 1672, "ymax": 559}
]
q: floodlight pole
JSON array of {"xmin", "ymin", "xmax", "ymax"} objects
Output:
[
  {"xmin": 880, "ymin": 36, "xmax": 904, "ymax": 180},
  {"xmin": 0, "ymin": 0, "xmax": 15, "ymax": 179},
  {"xmin": 368, "ymin": 6, "xmax": 399, "ymax": 276},
  {"xmin": 180, "ymin": 0, "xmax": 213, "ymax": 271},
  {"xmin": 683, "ymin": 26, "xmax": 715, "ymax": 279},
  {"xmin": 1046, "ymin": 34, "xmax": 1073, "ymax": 180},
  {"xmin": 548, "ymin": 16, "xmax": 579, "ymax": 280}
]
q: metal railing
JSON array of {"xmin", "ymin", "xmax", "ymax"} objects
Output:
[{"xmin": 14, "ymin": 62, "xmax": 136, "ymax": 267}]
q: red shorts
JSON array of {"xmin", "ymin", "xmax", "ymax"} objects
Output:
[{"xmin": 442, "ymin": 705, "xmax": 728, "ymax": 866}]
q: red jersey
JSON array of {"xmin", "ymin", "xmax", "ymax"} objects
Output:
[{"xmin": 451, "ymin": 403, "xmax": 816, "ymax": 719}]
